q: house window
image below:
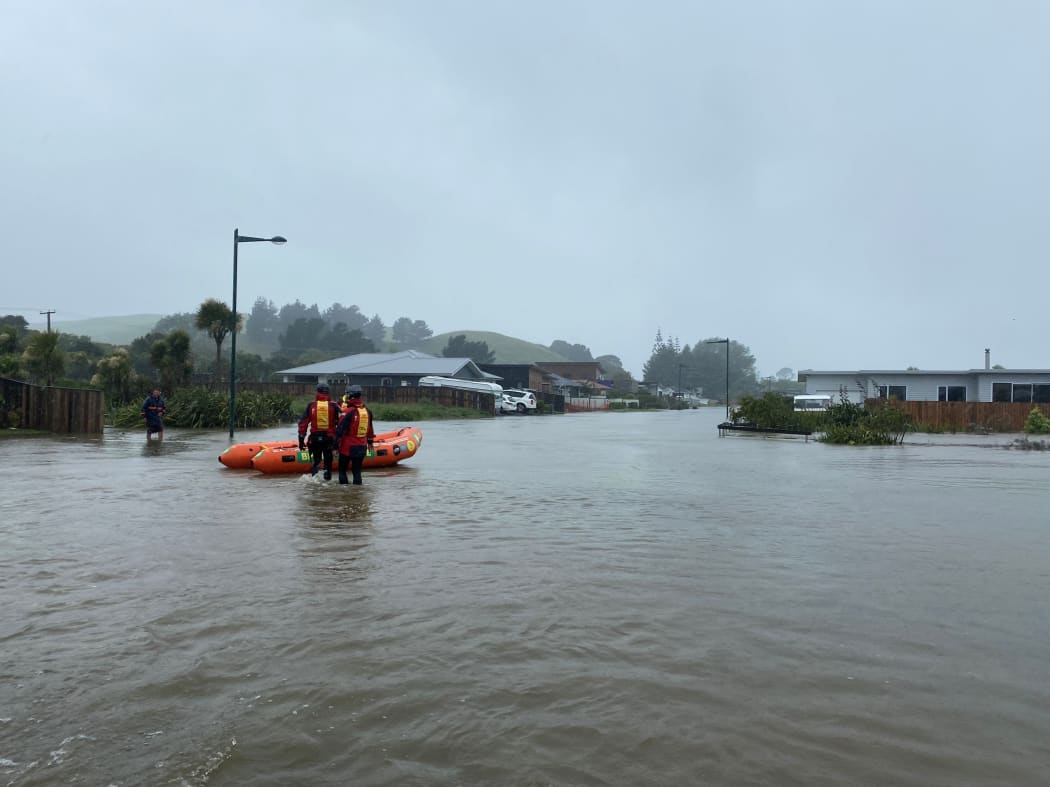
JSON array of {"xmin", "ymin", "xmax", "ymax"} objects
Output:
[
  {"xmin": 937, "ymin": 386, "xmax": 966, "ymax": 402},
  {"xmin": 878, "ymin": 385, "xmax": 907, "ymax": 401},
  {"xmin": 381, "ymin": 377, "xmax": 393, "ymax": 386},
  {"xmin": 993, "ymin": 382, "xmax": 1049, "ymax": 403}
]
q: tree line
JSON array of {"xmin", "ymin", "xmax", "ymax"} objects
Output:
[
  {"xmin": 0, "ymin": 298, "xmax": 626, "ymax": 408},
  {"xmin": 641, "ymin": 328, "xmax": 763, "ymax": 402},
  {"xmin": 3, "ymin": 303, "xmax": 785, "ymax": 413}
]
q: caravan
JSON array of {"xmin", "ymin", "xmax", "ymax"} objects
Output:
[{"xmin": 418, "ymin": 376, "xmax": 503, "ymax": 411}]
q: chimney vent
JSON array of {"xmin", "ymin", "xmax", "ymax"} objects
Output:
[{"xmin": 984, "ymin": 348, "xmax": 990, "ymax": 370}]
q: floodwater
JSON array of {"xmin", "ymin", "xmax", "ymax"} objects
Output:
[{"xmin": 2, "ymin": 409, "xmax": 1048, "ymax": 786}]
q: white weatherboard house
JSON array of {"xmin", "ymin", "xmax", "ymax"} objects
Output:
[{"xmin": 799, "ymin": 351, "xmax": 1050, "ymax": 404}]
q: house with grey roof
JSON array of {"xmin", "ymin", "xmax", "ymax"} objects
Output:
[
  {"xmin": 276, "ymin": 350, "xmax": 500, "ymax": 388},
  {"xmin": 799, "ymin": 351, "xmax": 1050, "ymax": 404}
]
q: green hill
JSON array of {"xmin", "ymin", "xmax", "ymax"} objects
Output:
[
  {"xmin": 418, "ymin": 331, "xmax": 568, "ymax": 364},
  {"xmin": 48, "ymin": 314, "xmax": 164, "ymax": 344}
]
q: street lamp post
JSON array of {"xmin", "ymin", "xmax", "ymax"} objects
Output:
[
  {"xmin": 229, "ymin": 228, "xmax": 287, "ymax": 439},
  {"xmin": 706, "ymin": 337, "xmax": 730, "ymax": 420},
  {"xmin": 677, "ymin": 363, "xmax": 685, "ymax": 404}
]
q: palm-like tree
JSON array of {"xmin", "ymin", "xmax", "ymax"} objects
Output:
[
  {"xmin": 150, "ymin": 329, "xmax": 193, "ymax": 392},
  {"xmin": 194, "ymin": 299, "xmax": 241, "ymax": 384},
  {"xmin": 93, "ymin": 347, "xmax": 135, "ymax": 404},
  {"xmin": 22, "ymin": 331, "xmax": 65, "ymax": 386}
]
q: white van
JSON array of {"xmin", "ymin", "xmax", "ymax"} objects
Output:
[{"xmin": 418, "ymin": 376, "xmax": 503, "ymax": 410}]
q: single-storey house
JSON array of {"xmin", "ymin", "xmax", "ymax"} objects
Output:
[
  {"xmin": 277, "ymin": 350, "xmax": 500, "ymax": 388},
  {"xmin": 799, "ymin": 365, "xmax": 1050, "ymax": 404}
]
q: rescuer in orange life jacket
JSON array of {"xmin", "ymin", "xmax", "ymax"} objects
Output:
[
  {"xmin": 297, "ymin": 383, "xmax": 341, "ymax": 480},
  {"xmin": 334, "ymin": 384, "xmax": 375, "ymax": 485}
]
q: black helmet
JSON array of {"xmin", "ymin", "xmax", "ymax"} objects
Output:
[
  {"xmin": 316, "ymin": 383, "xmax": 330, "ymax": 394},
  {"xmin": 346, "ymin": 384, "xmax": 362, "ymax": 397}
]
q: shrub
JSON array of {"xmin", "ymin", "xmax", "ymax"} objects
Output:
[
  {"xmin": 110, "ymin": 388, "xmax": 293, "ymax": 429},
  {"xmin": 819, "ymin": 398, "xmax": 911, "ymax": 445},
  {"xmin": 1024, "ymin": 408, "xmax": 1050, "ymax": 435},
  {"xmin": 731, "ymin": 392, "xmax": 823, "ymax": 432}
]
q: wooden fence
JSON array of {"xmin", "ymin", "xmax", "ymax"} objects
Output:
[
  {"xmin": 1, "ymin": 377, "xmax": 106, "ymax": 434},
  {"xmin": 869, "ymin": 399, "xmax": 1050, "ymax": 432}
]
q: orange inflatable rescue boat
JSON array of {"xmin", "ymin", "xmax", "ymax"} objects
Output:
[
  {"xmin": 219, "ymin": 440, "xmax": 296, "ymax": 469},
  {"xmin": 248, "ymin": 427, "xmax": 422, "ymax": 474}
]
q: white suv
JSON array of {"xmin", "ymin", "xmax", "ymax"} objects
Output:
[{"xmin": 501, "ymin": 389, "xmax": 537, "ymax": 414}]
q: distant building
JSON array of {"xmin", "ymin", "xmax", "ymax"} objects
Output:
[{"xmin": 478, "ymin": 364, "xmax": 552, "ymax": 392}]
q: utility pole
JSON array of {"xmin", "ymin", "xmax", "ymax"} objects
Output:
[{"xmin": 40, "ymin": 309, "xmax": 55, "ymax": 332}]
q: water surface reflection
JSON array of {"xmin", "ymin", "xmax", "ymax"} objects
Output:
[{"xmin": 1, "ymin": 412, "xmax": 1048, "ymax": 786}]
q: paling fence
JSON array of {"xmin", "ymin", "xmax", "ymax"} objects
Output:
[
  {"xmin": 1, "ymin": 378, "xmax": 105, "ymax": 434},
  {"xmin": 868, "ymin": 399, "xmax": 1050, "ymax": 432},
  {"xmin": 565, "ymin": 397, "xmax": 610, "ymax": 412}
]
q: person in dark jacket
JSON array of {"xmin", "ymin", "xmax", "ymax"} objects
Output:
[
  {"xmin": 141, "ymin": 387, "xmax": 166, "ymax": 440},
  {"xmin": 297, "ymin": 383, "xmax": 341, "ymax": 479},
  {"xmin": 335, "ymin": 385, "xmax": 375, "ymax": 485}
]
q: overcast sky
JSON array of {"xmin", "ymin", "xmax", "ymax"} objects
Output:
[{"xmin": 3, "ymin": 1, "xmax": 1049, "ymax": 377}]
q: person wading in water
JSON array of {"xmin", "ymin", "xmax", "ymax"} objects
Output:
[
  {"xmin": 141, "ymin": 387, "xmax": 166, "ymax": 441},
  {"xmin": 335, "ymin": 385, "xmax": 375, "ymax": 485},
  {"xmin": 297, "ymin": 383, "xmax": 340, "ymax": 480}
]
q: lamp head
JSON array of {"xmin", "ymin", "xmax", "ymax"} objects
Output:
[{"xmin": 270, "ymin": 236, "xmax": 287, "ymax": 245}]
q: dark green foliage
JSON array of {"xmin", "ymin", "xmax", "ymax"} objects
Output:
[
  {"xmin": 1024, "ymin": 408, "xmax": 1050, "ymax": 435},
  {"xmin": 362, "ymin": 314, "xmax": 387, "ymax": 349},
  {"xmin": 642, "ymin": 330, "xmax": 759, "ymax": 400},
  {"xmin": 550, "ymin": 340, "xmax": 594, "ymax": 361},
  {"xmin": 731, "ymin": 392, "xmax": 824, "ymax": 431},
  {"xmin": 371, "ymin": 401, "xmax": 489, "ymax": 421},
  {"xmin": 195, "ymin": 298, "xmax": 238, "ymax": 382},
  {"xmin": 279, "ymin": 316, "xmax": 376, "ymax": 360},
  {"xmin": 277, "ymin": 299, "xmax": 321, "ymax": 325},
  {"xmin": 391, "ymin": 317, "xmax": 433, "ymax": 349},
  {"xmin": 110, "ymin": 388, "xmax": 293, "ymax": 429},
  {"xmin": 150, "ymin": 329, "xmax": 193, "ymax": 392},
  {"xmin": 0, "ymin": 354, "xmax": 20, "ymax": 377},
  {"xmin": 22, "ymin": 331, "xmax": 65, "ymax": 385},
  {"xmin": 279, "ymin": 317, "xmax": 327, "ymax": 352},
  {"xmin": 820, "ymin": 398, "xmax": 911, "ymax": 445},
  {"xmin": 94, "ymin": 348, "xmax": 137, "ymax": 404},
  {"xmin": 733, "ymin": 392, "xmax": 794, "ymax": 427},
  {"xmin": 322, "ymin": 323, "xmax": 375, "ymax": 355},
  {"xmin": 324, "ymin": 303, "xmax": 368, "ymax": 332},
  {"xmin": 246, "ymin": 298, "xmax": 281, "ymax": 344},
  {"xmin": 442, "ymin": 334, "xmax": 495, "ymax": 364}
]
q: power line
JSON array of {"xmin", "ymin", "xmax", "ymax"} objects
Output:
[{"xmin": 40, "ymin": 310, "xmax": 55, "ymax": 332}]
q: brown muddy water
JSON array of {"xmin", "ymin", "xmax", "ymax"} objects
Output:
[{"xmin": 2, "ymin": 409, "xmax": 1048, "ymax": 786}]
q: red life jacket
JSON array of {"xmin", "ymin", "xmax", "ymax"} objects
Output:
[
  {"xmin": 337, "ymin": 402, "xmax": 373, "ymax": 451},
  {"xmin": 310, "ymin": 396, "xmax": 338, "ymax": 436}
]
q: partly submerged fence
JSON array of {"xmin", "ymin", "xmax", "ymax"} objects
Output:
[
  {"xmin": 868, "ymin": 399, "xmax": 1050, "ymax": 433},
  {"xmin": 1, "ymin": 378, "xmax": 105, "ymax": 434}
]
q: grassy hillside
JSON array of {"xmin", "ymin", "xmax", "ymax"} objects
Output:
[
  {"xmin": 418, "ymin": 331, "xmax": 568, "ymax": 364},
  {"xmin": 43, "ymin": 314, "xmax": 164, "ymax": 344}
]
